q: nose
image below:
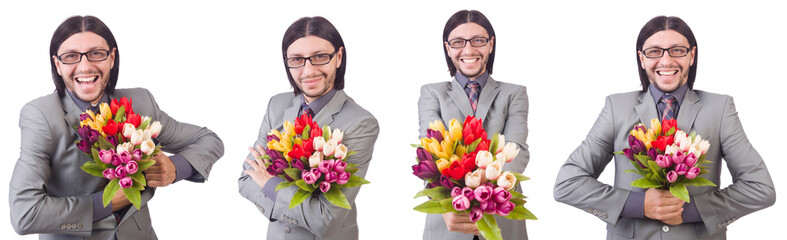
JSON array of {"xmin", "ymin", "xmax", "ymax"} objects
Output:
[
  {"xmin": 301, "ymin": 60, "xmax": 319, "ymax": 75},
  {"xmin": 75, "ymin": 55, "xmax": 93, "ymax": 72}
]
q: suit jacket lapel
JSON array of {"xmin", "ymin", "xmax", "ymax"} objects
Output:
[
  {"xmin": 283, "ymin": 95, "xmax": 301, "ymax": 123},
  {"xmin": 447, "ymin": 77, "xmax": 474, "ymax": 117},
  {"xmin": 314, "ymin": 90, "xmax": 347, "ymax": 126},
  {"xmin": 634, "ymin": 89, "xmax": 659, "ymax": 125},
  {"xmin": 475, "ymin": 76, "xmax": 501, "ymax": 122},
  {"xmin": 677, "ymin": 89, "xmax": 702, "ymax": 132},
  {"xmin": 61, "ymin": 93, "xmax": 83, "ymax": 130}
]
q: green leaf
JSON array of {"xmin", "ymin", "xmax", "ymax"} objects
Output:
[
  {"xmin": 129, "ymin": 172, "xmax": 146, "ymax": 187},
  {"xmin": 413, "ymin": 186, "xmax": 451, "ymax": 200},
  {"xmin": 477, "ymin": 214, "xmax": 503, "ymax": 240},
  {"xmin": 91, "ymin": 148, "xmax": 101, "ymax": 163},
  {"xmin": 275, "ymin": 181, "xmax": 296, "ymax": 191},
  {"xmin": 506, "ymin": 205, "xmax": 538, "ymax": 220},
  {"xmin": 102, "ymin": 179, "xmax": 120, "ymax": 207},
  {"xmin": 510, "ymin": 190, "xmax": 526, "ymax": 199},
  {"xmin": 512, "ymin": 172, "xmax": 530, "ymax": 182},
  {"xmin": 301, "ymin": 125, "xmax": 311, "ymax": 140},
  {"xmin": 323, "ymin": 125, "xmax": 331, "ymax": 140},
  {"xmin": 413, "ymin": 200, "xmax": 449, "ymax": 214},
  {"xmin": 669, "ymin": 183, "xmax": 690, "ymax": 203},
  {"xmin": 624, "ymin": 169, "xmax": 647, "ymax": 177},
  {"xmin": 136, "ymin": 159, "xmax": 156, "ymax": 172},
  {"xmin": 138, "ymin": 118, "xmax": 151, "ymax": 130},
  {"xmin": 684, "ymin": 177, "xmax": 717, "ymax": 187},
  {"xmin": 630, "ymin": 178, "xmax": 662, "ymax": 189},
  {"xmin": 80, "ymin": 161, "xmax": 105, "ymax": 177},
  {"xmin": 261, "ymin": 155, "xmax": 271, "ymax": 160},
  {"xmin": 123, "ymin": 187, "xmax": 142, "ymax": 209},
  {"xmin": 439, "ymin": 198, "xmax": 454, "ymax": 212},
  {"xmin": 295, "ymin": 179, "xmax": 316, "ymax": 191},
  {"xmin": 646, "ymin": 160, "xmax": 665, "ymax": 183},
  {"xmin": 131, "ymin": 178, "xmax": 145, "ymax": 191},
  {"xmin": 340, "ymin": 175, "xmax": 370, "ymax": 188},
  {"xmin": 114, "ymin": 106, "xmax": 126, "ymax": 123},
  {"xmin": 324, "ymin": 187, "xmax": 351, "ymax": 209},
  {"xmin": 288, "ymin": 189, "xmax": 313, "ymax": 208},
  {"xmin": 488, "ymin": 133, "xmax": 500, "ymax": 156},
  {"xmin": 345, "ymin": 151, "xmax": 357, "ymax": 158},
  {"xmin": 466, "ymin": 138, "xmax": 482, "ymax": 153},
  {"xmin": 345, "ymin": 167, "xmax": 359, "ymax": 174},
  {"xmin": 284, "ymin": 168, "xmax": 303, "ymax": 180},
  {"xmin": 98, "ymin": 137, "xmax": 114, "ymax": 150},
  {"xmin": 510, "ymin": 198, "xmax": 527, "ymax": 206},
  {"xmin": 410, "ymin": 143, "xmax": 422, "ymax": 148},
  {"xmin": 346, "ymin": 163, "xmax": 358, "ymax": 168},
  {"xmin": 666, "ymin": 126, "xmax": 676, "ymax": 136}
]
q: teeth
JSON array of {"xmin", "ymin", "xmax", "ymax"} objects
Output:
[
  {"xmin": 461, "ymin": 58, "xmax": 478, "ymax": 63},
  {"xmin": 658, "ymin": 71, "xmax": 677, "ymax": 76},
  {"xmin": 76, "ymin": 77, "xmax": 96, "ymax": 82}
]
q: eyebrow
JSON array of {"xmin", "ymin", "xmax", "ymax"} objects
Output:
[
  {"xmin": 58, "ymin": 46, "xmax": 109, "ymax": 54},
  {"xmin": 288, "ymin": 49, "xmax": 335, "ymax": 57},
  {"xmin": 643, "ymin": 43, "xmax": 689, "ymax": 48}
]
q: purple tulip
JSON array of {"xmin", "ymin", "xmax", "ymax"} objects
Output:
[
  {"xmin": 412, "ymin": 160, "xmax": 439, "ymax": 180},
  {"xmin": 628, "ymin": 135, "xmax": 646, "ymax": 154},
  {"xmin": 496, "ymin": 201, "xmax": 516, "ymax": 216},
  {"xmin": 85, "ymin": 129, "xmax": 100, "ymax": 145},
  {"xmin": 337, "ymin": 172, "xmax": 351, "ymax": 185},
  {"xmin": 309, "ymin": 168, "xmax": 322, "ymax": 179},
  {"xmin": 302, "ymin": 170, "xmax": 317, "ymax": 184},
  {"xmin": 416, "ymin": 147, "xmax": 433, "ymax": 162},
  {"xmin": 106, "ymin": 135, "xmax": 118, "ymax": 147},
  {"xmin": 115, "ymin": 165, "xmax": 128, "ymax": 178},
  {"xmin": 622, "ymin": 148, "xmax": 635, "ymax": 161},
  {"xmin": 684, "ymin": 153, "xmax": 698, "ymax": 167},
  {"xmin": 647, "ymin": 148, "xmax": 658, "ymax": 162},
  {"xmin": 80, "ymin": 113, "xmax": 90, "ymax": 121},
  {"xmin": 126, "ymin": 161, "xmax": 138, "ymax": 174},
  {"xmin": 292, "ymin": 159, "xmax": 305, "ymax": 170},
  {"xmin": 492, "ymin": 187, "xmax": 512, "ymax": 204},
  {"xmin": 266, "ymin": 134, "xmax": 280, "ymax": 142},
  {"xmin": 131, "ymin": 149, "xmax": 143, "ymax": 161},
  {"xmin": 451, "ymin": 187, "xmax": 462, "ymax": 198},
  {"xmin": 675, "ymin": 163, "xmax": 688, "ymax": 175},
  {"xmin": 437, "ymin": 175, "xmax": 456, "ymax": 189},
  {"xmin": 655, "ymin": 155, "xmax": 672, "ymax": 168},
  {"xmin": 77, "ymin": 140, "xmax": 91, "ymax": 154},
  {"xmin": 480, "ymin": 201, "xmax": 497, "ymax": 214},
  {"xmin": 634, "ymin": 125, "xmax": 647, "ymax": 133},
  {"xmin": 119, "ymin": 151, "xmax": 132, "ymax": 164},
  {"xmin": 99, "ymin": 149, "xmax": 115, "ymax": 164},
  {"xmin": 452, "ymin": 195, "xmax": 470, "ymax": 211},
  {"xmin": 426, "ymin": 129, "xmax": 444, "ymax": 142},
  {"xmin": 266, "ymin": 158, "xmax": 288, "ymax": 175},
  {"xmin": 685, "ymin": 167, "xmax": 701, "ymax": 180},
  {"xmin": 425, "ymin": 181, "xmax": 439, "ymax": 189},
  {"xmin": 102, "ymin": 168, "xmax": 116, "ymax": 180},
  {"xmin": 333, "ymin": 160, "xmax": 347, "ymax": 173},
  {"xmin": 474, "ymin": 185, "xmax": 494, "ymax": 202},
  {"xmin": 77, "ymin": 125, "xmax": 91, "ymax": 140},
  {"xmin": 666, "ymin": 171, "xmax": 678, "ymax": 183},
  {"xmin": 119, "ymin": 177, "xmax": 133, "ymax": 189},
  {"xmin": 319, "ymin": 181, "xmax": 331, "ymax": 193},
  {"xmin": 318, "ymin": 160, "xmax": 335, "ymax": 173},
  {"xmin": 470, "ymin": 206, "xmax": 483, "ymax": 222},
  {"xmin": 462, "ymin": 187, "xmax": 475, "ymax": 201},
  {"xmin": 672, "ymin": 152, "xmax": 686, "ymax": 165},
  {"xmin": 267, "ymin": 149, "xmax": 284, "ymax": 161},
  {"xmin": 325, "ymin": 172, "xmax": 338, "ymax": 183}
]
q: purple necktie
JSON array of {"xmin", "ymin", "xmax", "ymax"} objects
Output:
[
  {"xmin": 661, "ymin": 95, "xmax": 677, "ymax": 121},
  {"xmin": 467, "ymin": 81, "xmax": 480, "ymax": 113}
]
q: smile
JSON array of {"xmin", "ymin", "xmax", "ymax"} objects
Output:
[
  {"xmin": 76, "ymin": 76, "xmax": 98, "ymax": 85},
  {"xmin": 656, "ymin": 70, "xmax": 677, "ymax": 76},
  {"xmin": 460, "ymin": 57, "xmax": 480, "ymax": 63}
]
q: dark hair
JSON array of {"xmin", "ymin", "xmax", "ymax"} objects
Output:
[
  {"xmin": 281, "ymin": 16, "xmax": 346, "ymax": 95},
  {"xmin": 50, "ymin": 15, "xmax": 120, "ymax": 98},
  {"xmin": 636, "ymin": 16, "xmax": 698, "ymax": 91},
  {"xmin": 443, "ymin": 10, "xmax": 496, "ymax": 77}
]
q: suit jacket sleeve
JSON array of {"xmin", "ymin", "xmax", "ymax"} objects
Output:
[
  {"xmin": 417, "ymin": 85, "xmax": 442, "ymax": 139},
  {"xmin": 143, "ymin": 89, "xmax": 224, "ymax": 181},
  {"xmin": 501, "ymin": 86, "xmax": 530, "ymax": 173},
  {"xmin": 238, "ymin": 98, "xmax": 277, "ymax": 219},
  {"xmin": 693, "ymin": 96, "xmax": 775, "ymax": 234},
  {"xmin": 9, "ymin": 103, "xmax": 93, "ymax": 237},
  {"xmin": 553, "ymin": 96, "xmax": 631, "ymax": 224}
]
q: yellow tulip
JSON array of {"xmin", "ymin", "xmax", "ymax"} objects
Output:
[
  {"xmin": 283, "ymin": 121, "xmax": 295, "ymax": 135},
  {"xmin": 429, "ymin": 120, "xmax": 446, "ymax": 135},
  {"xmin": 99, "ymin": 103, "xmax": 112, "ymax": 120},
  {"xmin": 267, "ymin": 140, "xmax": 289, "ymax": 153},
  {"xmin": 268, "ymin": 129, "xmax": 283, "ymax": 141},
  {"xmin": 449, "ymin": 155, "xmax": 461, "ymax": 164},
  {"xmin": 650, "ymin": 119, "xmax": 661, "ymax": 136},
  {"xmin": 421, "ymin": 138, "xmax": 450, "ymax": 160},
  {"xmin": 94, "ymin": 115, "xmax": 106, "ymax": 129},
  {"xmin": 448, "ymin": 118, "xmax": 463, "ymax": 142},
  {"xmin": 436, "ymin": 158, "xmax": 451, "ymax": 172},
  {"xmin": 455, "ymin": 144, "xmax": 467, "ymax": 157},
  {"xmin": 86, "ymin": 110, "xmax": 96, "ymax": 121}
]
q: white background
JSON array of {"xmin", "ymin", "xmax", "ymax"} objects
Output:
[{"xmin": 1, "ymin": 0, "xmax": 784, "ymax": 239}]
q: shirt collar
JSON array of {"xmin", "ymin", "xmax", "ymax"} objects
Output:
[
  {"xmin": 649, "ymin": 82, "xmax": 688, "ymax": 106},
  {"xmin": 66, "ymin": 90, "xmax": 109, "ymax": 111},
  {"xmin": 455, "ymin": 71, "xmax": 489, "ymax": 89},
  {"xmin": 300, "ymin": 88, "xmax": 337, "ymax": 115}
]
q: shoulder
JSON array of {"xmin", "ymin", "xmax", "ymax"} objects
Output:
[
  {"xmin": 693, "ymin": 89, "xmax": 731, "ymax": 102},
  {"xmin": 269, "ymin": 92, "xmax": 298, "ymax": 106},
  {"xmin": 24, "ymin": 92, "xmax": 61, "ymax": 111},
  {"xmin": 338, "ymin": 94, "xmax": 379, "ymax": 131},
  {"xmin": 420, "ymin": 81, "xmax": 452, "ymax": 92},
  {"xmin": 493, "ymin": 80, "xmax": 527, "ymax": 94}
]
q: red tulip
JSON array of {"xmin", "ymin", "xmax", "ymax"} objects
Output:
[
  {"xmin": 103, "ymin": 119, "xmax": 118, "ymax": 136},
  {"xmin": 461, "ymin": 152, "xmax": 477, "ymax": 173},
  {"xmin": 462, "ymin": 116, "xmax": 487, "ymax": 145},
  {"xmin": 441, "ymin": 160, "xmax": 467, "ymax": 180},
  {"xmin": 650, "ymin": 135, "xmax": 674, "ymax": 152},
  {"xmin": 288, "ymin": 143, "xmax": 307, "ymax": 160},
  {"xmin": 125, "ymin": 112, "xmax": 141, "ymax": 128},
  {"xmin": 661, "ymin": 119, "xmax": 678, "ymax": 136},
  {"xmin": 110, "ymin": 97, "xmax": 133, "ymax": 116}
]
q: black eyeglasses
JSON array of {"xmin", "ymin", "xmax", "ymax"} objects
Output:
[
  {"xmin": 447, "ymin": 37, "xmax": 490, "ymax": 49},
  {"xmin": 56, "ymin": 49, "xmax": 111, "ymax": 64},
  {"xmin": 641, "ymin": 46, "xmax": 691, "ymax": 59},
  {"xmin": 285, "ymin": 50, "xmax": 338, "ymax": 68}
]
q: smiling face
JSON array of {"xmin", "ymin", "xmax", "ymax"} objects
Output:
[
  {"xmin": 286, "ymin": 36, "xmax": 342, "ymax": 102},
  {"xmin": 639, "ymin": 30, "xmax": 696, "ymax": 92},
  {"xmin": 53, "ymin": 31, "xmax": 115, "ymax": 105},
  {"xmin": 445, "ymin": 23, "xmax": 494, "ymax": 80}
]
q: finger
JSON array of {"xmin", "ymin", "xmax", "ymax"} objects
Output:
[
  {"xmin": 255, "ymin": 157, "xmax": 266, "ymax": 168},
  {"xmin": 658, "ymin": 208, "xmax": 683, "ymax": 221},
  {"xmin": 243, "ymin": 169, "xmax": 255, "ymax": 176},
  {"xmin": 249, "ymin": 147, "xmax": 261, "ymax": 159},
  {"xmin": 256, "ymin": 144, "xmax": 266, "ymax": 155},
  {"xmin": 245, "ymin": 158, "xmax": 260, "ymax": 171}
]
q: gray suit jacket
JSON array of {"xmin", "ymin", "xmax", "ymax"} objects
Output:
[
  {"xmin": 554, "ymin": 89, "xmax": 775, "ymax": 240},
  {"xmin": 238, "ymin": 90, "xmax": 379, "ymax": 240},
  {"xmin": 418, "ymin": 76, "xmax": 530, "ymax": 240},
  {"xmin": 10, "ymin": 88, "xmax": 224, "ymax": 240}
]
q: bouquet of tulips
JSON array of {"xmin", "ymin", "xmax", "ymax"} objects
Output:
[
  {"xmin": 616, "ymin": 119, "xmax": 716, "ymax": 202},
  {"xmin": 262, "ymin": 114, "xmax": 369, "ymax": 209},
  {"xmin": 76, "ymin": 97, "xmax": 162, "ymax": 209},
  {"xmin": 411, "ymin": 116, "xmax": 536, "ymax": 240}
]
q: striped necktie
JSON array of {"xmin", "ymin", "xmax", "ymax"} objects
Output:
[
  {"xmin": 300, "ymin": 103, "xmax": 314, "ymax": 118},
  {"xmin": 661, "ymin": 95, "xmax": 677, "ymax": 121},
  {"xmin": 467, "ymin": 81, "xmax": 480, "ymax": 113}
]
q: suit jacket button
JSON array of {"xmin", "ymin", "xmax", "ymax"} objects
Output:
[
  {"xmin": 60, "ymin": 224, "xmax": 66, "ymax": 230},
  {"xmin": 717, "ymin": 223, "xmax": 724, "ymax": 229},
  {"xmin": 284, "ymin": 226, "xmax": 291, "ymax": 233},
  {"xmin": 292, "ymin": 219, "xmax": 298, "ymax": 225},
  {"xmin": 662, "ymin": 225, "xmax": 669, "ymax": 232},
  {"xmin": 77, "ymin": 223, "xmax": 83, "ymax": 229}
]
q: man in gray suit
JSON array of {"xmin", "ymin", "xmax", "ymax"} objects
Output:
[
  {"xmin": 238, "ymin": 16, "xmax": 379, "ymax": 240},
  {"xmin": 9, "ymin": 16, "xmax": 224, "ymax": 239},
  {"xmin": 418, "ymin": 10, "xmax": 530, "ymax": 240},
  {"xmin": 554, "ymin": 16, "xmax": 776, "ymax": 240}
]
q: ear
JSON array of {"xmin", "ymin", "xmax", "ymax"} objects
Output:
[
  {"xmin": 52, "ymin": 55, "xmax": 63, "ymax": 76},
  {"xmin": 689, "ymin": 46, "xmax": 696, "ymax": 66},
  {"xmin": 109, "ymin": 47, "xmax": 117, "ymax": 69},
  {"xmin": 638, "ymin": 51, "xmax": 646, "ymax": 69},
  {"xmin": 444, "ymin": 41, "xmax": 451, "ymax": 53},
  {"xmin": 335, "ymin": 46, "xmax": 344, "ymax": 69},
  {"xmin": 488, "ymin": 36, "xmax": 495, "ymax": 54}
]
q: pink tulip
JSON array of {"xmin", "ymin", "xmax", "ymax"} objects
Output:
[
  {"xmin": 319, "ymin": 181, "xmax": 331, "ymax": 193},
  {"xmin": 492, "ymin": 187, "xmax": 512, "ymax": 204},
  {"xmin": 302, "ymin": 170, "xmax": 317, "ymax": 184},
  {"xmin": 99, "ymin": 149, "xmax": 115, "ymax": 164},
  {"xmin": 318, "ymin": 160, "xmax": 335, "ymax": 173},
  {"xmin": 675, "ymin": 163, "xmax": 688, "ymax": 175},
  {"xmin": 496, "ymin": 201, "xmax": 516, "ymax": 216},
  {"xmin": 114, "ymin": 165, "xmax": 128, "ymax": 178},
  {"xmin": 337, "ymin": 172, "xmax": 351, "ymax": 185},
  {"xmin": 333, "ymin": 160, "xmax": 347, "ymax": 173},
  {"xmin": 102, "ymin": 168, "xmax": 116, "ymax": 180},
  {"xmin": 452, "ymin": 195, "xmax": 470, "ymax": 211},
  {"xmin": 325, "ymin": 172, "xmax": 338, "ymax": 183},
  {"xmin": 655, "ymin": 155, "xmax": 672, "ymax": 168},
  {"xmin": 470, "ymin": 206, "xmax": 483, "ymax": 222},
  {"xmin": 309, "ymin": 168, "xmax": 322, "ymax": 179},
  {"xmin": 684, "ymin": 153, "xmax": 698, "ymax": 167},
  {"xmin": 462, "ymin": 187, "xmax": 475, "ymax": 201},
  {"xmin": 672, "ymin": 152, "xmax": 686, "ymax": 165},
  {"xmin": 126, "ymin": 161, "xmax": 138, "ymax": 174},
  {"xmin": 480, "ymin": 201, "xmax": 497, "ymax": 214},
  {"xmin": 685, "ymin": 167, "xmax": 701, "ymax": 180},
  {"xmin": 474, "ymin": 185, "xmax": 494, "ymax": 202},
  {"xmin": 119, "ymin": 177, "xmax": 133, "ymax": 189},
  {"xmin": 666, "ymin": 171, "xmax": 678, "ymax": 183},
  {"xmin": 451, "ymin": 187, "xmax": 462, "ymax": 198}
]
